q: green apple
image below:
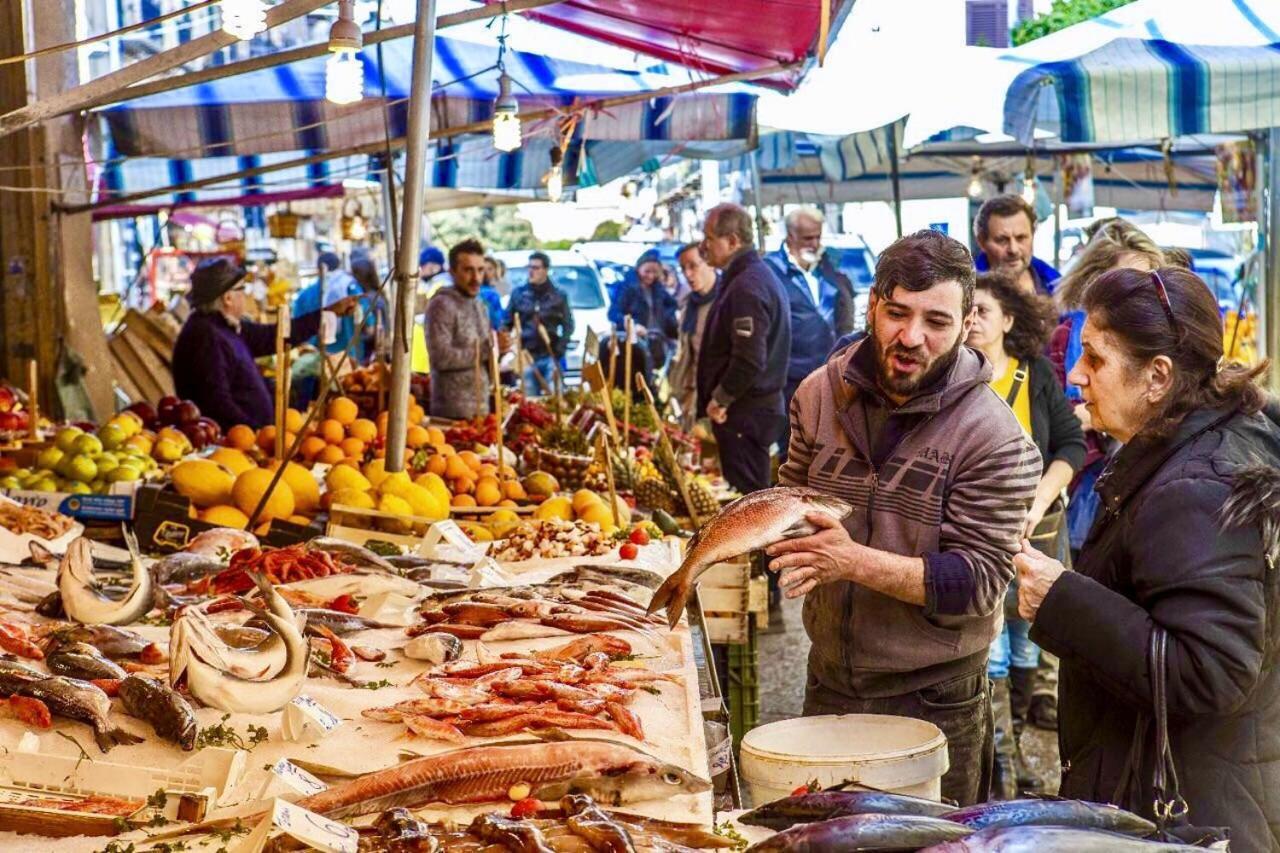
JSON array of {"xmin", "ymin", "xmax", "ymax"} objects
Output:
[
  {"xmin": 36, "ymin": 446, "xmax": 64, "ymax": 471},
  {"xmin": 54, "ymin": 426, "xmax": 83, "ymax": 453},
  {"xmin": 31, "ymin": 477, "xmax": 57, "ymax": 492},
  {"xmin": 95, "ymin": 455, "xmax": 119, "ymax": 476},
  {"xmin": 107, "ymin": 465, "xmax": 142, "ymax": 483},
  {"xmin": 65, "ymin": 481, "xmax": 92, "ymax": 495},
  {"xmin": 72, "ymin": 433, "xmax": 104, "ymax": 457},
  {"xmin": 66, "ymin": 454, "xmax": 98, "ymax": 483},
  {"xmin": 0, "ymin": 476, "xmax": 19, "ymax": 490}
]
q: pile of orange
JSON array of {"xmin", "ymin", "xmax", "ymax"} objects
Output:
[
  {"xmin": 420, "ymin": 446, "xmax": 526, "ymax": 509},
  {"xmin": 225, "ymin": 396, "xmax": 427, "ymax": 469}
]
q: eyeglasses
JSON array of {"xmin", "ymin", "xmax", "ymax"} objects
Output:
[{"xmin": 1147, "ymin": 270, "xmax": 1180, "ymax": 337}]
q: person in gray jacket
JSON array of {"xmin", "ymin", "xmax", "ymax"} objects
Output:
[
  {"xmin": 770, "ymin": 230, "xmax": 1041, "ymax": 806},
  {"xmin": 425, "ymin": 238, "xmax": 505, "ymax": 420}
]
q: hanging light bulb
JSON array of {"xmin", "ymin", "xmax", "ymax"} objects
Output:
[
  {"xmin": 966, "ymin": 158, "xmax": 984, "ymax": 199},
  {"xmin": 220, "ymin": 0, "xmax": 267, "ymax": 41},
  {"xmin": 492, "ymin": 72, "xmax": 522, "ymax": 152},
  {"xmin": 326, "ymin": 0, "xmax": 364, "ymax": 105},
  {"xmin": 546, "ymin": 166, "xmax": 563, "ymax": 202},
  {"xmin": 1021, "ymin": 154, "xmax": 1038, "ymax": 204}
]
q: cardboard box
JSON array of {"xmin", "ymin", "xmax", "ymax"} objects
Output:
[
  {"xmin": 132, "ymin": 484, "xmax": 318, "ymax": 553},
  {"xmin": 0, "ymin": 482, "xmax": 137, "ymax": 521}
]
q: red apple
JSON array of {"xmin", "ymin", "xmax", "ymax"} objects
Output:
[
  {"xmin": 175, "ymin": 400, "xmax": 201, "ymax": 425},
  {"xmin": 195, "ymin": 416, "xmax": 221, "ymax": 441},
  {"xmin": 179, "ymin": 421, "xmax": 208, "ymax": 450},
  {"xmin": 0, "ymin": 412, "xmax": 21, "ymax": 432},
  {"xmin": 126, "ymin": 401, "xmax": 158, "ymax": 429},
  {"xmin": 157, "ymin": 396, "xmax": 181, "ymax": 426},
  {"xmin": 0, "ymin": 387, "xmax": 14, "ymax": 414}
]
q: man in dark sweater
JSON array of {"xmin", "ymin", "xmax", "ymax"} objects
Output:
[
  {"xmin": 172, "ymin": 258, "xmax": 355, "ymax": 429},
  {"xmin": 696, "ymin": 203, "xmax": 791, "ymax": 496}
]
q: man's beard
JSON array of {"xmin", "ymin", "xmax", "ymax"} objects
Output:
[
  {"xmin": 998, "ymin": 255, "xmax": 1030, "ymax": 276},
  {"xmin": 869, "ymin": 325, "xmax": 962, "ymax": 399}
]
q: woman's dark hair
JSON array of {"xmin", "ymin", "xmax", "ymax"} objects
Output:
[
  {"xmin": 1083, "ymin": 266, "xmax": 1268, "ymax": 438},
  {"xmin": 974, "ymin": 272, "xmax": 1057, "ymax": 361}
]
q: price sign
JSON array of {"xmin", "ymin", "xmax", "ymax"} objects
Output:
[{"xmin": 234, "ymin": 798, "xmax": 358, "ymax": 853}]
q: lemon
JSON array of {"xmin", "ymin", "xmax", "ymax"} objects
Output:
[{"xmin": 326, "ymin": 464, "xmax": 372, "ymax": 493}]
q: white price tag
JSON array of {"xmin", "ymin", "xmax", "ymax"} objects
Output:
[
  {"xmin": 418, "ymin": 519, "xmax": 486, "ymax": 561},
  {"xmin": 357, "ymin": 591, "xmax": 418, "ymax": 626},
  {"xmin": 257, "ymin": 758, "xmax": 327, "ymax": 800},
  {"xmin": 234, "ymin": 798, "xmax": 358, "ymax": 853},
  {"xmin": 282, "ymin": 694, "xmax": 342, "ymax": 743}
]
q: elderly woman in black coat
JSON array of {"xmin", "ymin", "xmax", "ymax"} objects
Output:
[{"xmin": 1016, "ymin": 266, "xmax": 1280, "ymax": 851}]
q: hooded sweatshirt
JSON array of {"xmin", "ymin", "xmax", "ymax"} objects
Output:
[{"xmin": 780, "ymin": 339, "xmax": 1042, "ymax": 697}]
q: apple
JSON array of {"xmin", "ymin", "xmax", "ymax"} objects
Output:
[
  {"xmin": 157, "ymin": 396, "xmax": 181, "ymax": 426},
  {"xmin": 0, "ymin": 387, "xmax": 14, "ymax": 414},
  {"xmin": 126, "ymin": 401, "xmax": 158, "ymax": 429},
  {"xmin": 175, "ymin": 400, "xmax": 201, "ymax": 425},
  {"xmin": 0, "ymin": 412, "xmax": 22, "ymax": 432},
  {"xmin": 195, "ymin": 416, "xmax": 221, "ymax": 441},
  {"xmin": 179, "ymin": 421, "xmax": 208, "ymax": 450}
]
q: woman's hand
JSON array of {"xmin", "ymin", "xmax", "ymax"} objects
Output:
[
  {"xmin": 1015, "ymin": 539, "xmax": 1067, "ymax": 621},
  {"xmin": 1022, "ymin": 499, "xmax": 1048, "ymax": 538},
  {"xmin": 766, "ymin": 512, "xmax": 859, "ymax": 599},
  {"xmin": 1073, "ymin": 401, "xmax": 1092, "ymax": 431}
]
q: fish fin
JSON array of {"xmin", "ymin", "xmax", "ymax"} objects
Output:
[
  {"xmin": 645, "ymin": 573, "xmax": 684, "ymax": 624},
  {"xmin": 95, "ymin": 724, "xmax": 144, "ymax": 752},
  {"xmin": 532, "ymin": 728, "xmax": 574, "ymax": 743}
]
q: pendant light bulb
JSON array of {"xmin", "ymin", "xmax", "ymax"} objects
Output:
[
  {"xmin": 547, "ymin": 167, "xmax": 564, "ymax": 203},
  {"xmin": 966, "ymin": 157, "xmax": 983, "ymax": 199},
  {"xmin": 220, "ymin": 0, "xmax": 267, "ymax": 41},
  {"xmin": 1021, "ymin": 173, "xmax": 1038, "ymax": 205},
  {"xmin": 492, "ymin": 72, "xmax": 522, "ymax": 152},
  {"xmin": 326, "ymin": 0, "xmax": 364, "ymax": 105}
]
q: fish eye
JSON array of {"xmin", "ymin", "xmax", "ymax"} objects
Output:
[{"xmin": 662, "ymin": 771, "xmax": 682, "ymax": 785}]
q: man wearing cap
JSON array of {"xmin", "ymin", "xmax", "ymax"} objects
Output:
[
  {"xmin": 419, "ymin": 246, "xmax": 445, "ymax": 286},
  {"xmin": 172, "ymin": 258, "xmax": 356, "ymax": 430}
]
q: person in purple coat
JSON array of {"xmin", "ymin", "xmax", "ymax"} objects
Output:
[{"xmin": 172, "ymin": 258, "xmax": 356, "ymax": 430}]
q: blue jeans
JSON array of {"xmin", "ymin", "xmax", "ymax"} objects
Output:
[
  {"xmin": 988, "ymin": 616, "xmax": 1039, "ymax": 679},
  {"xmin": 522, "ymin": 355, "xmax": 562, "ymax": 396}
]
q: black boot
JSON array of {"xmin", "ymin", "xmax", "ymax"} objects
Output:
[
  {"xmin": 989, "ymin": 678, "xmax": 1018, "ymax": 800},
  {"xmin": 1009, "ymin": 666, "xmax": 1036, "ymax": 729}
]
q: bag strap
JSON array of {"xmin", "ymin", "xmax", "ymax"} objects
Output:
[
  {"xmin": 1150, "ymin": 627, "xmax": 1189, "ymax": 831},
  {"xmin": 1003, "ymin": 360, "xmax": 1029, "ymax": 408}
]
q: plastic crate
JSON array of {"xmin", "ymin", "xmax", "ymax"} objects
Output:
[{"xmin": 723, "ymin": 621, "xmax": 760, "ymax": 748}]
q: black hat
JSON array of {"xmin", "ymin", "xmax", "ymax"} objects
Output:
[{"xmin": 188, "ymin": 258, "xmax": 246, "ymax": 306}]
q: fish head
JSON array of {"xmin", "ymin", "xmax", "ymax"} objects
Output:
[
  {"xmin": 802, "ymin": 491, "xmax": 854, "ymax": 520},
  {"xmin": 605, "ymin": 759, "xmax": 712, "ymax": 803}
]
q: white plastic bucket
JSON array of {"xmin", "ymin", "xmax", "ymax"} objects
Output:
[{"xmin": 739, "ymin": 714, "xmax": 949, "ymax": 805}]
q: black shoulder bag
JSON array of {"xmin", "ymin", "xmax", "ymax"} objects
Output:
[{"xmin": 1113, "ymin": 627, "xmax": 1230, "ymax": 846}]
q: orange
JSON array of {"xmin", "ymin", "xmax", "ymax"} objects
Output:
[
  {"xmin": 437, "ymin": 443, "xmax": 457, "ymax": 457},
  {"xmin": 452, "ymin": 474, "xmax": 475, "ymax": 496},
  {"xmin": 256, "ymin": 425, "xmax": 278, "ymax": 453},
  {"xmin": 225, "ymin": 424, "xmax": 256, "ymax": 451},
  {"xmin": 458, "ymin": 450, "xmax": 481, "ymax": 471},
  {"xmin": 451, "ymin": 493, "xmax": 477, "ymax": 508},
  {"xmin": 502, "ymin": 480, "xmax": 527, "ymax": 501},
  {"xmin": 317, "ymin": 444, "xmax": 346, "ymax": 465},
  {"xmin": 326, "ymin": 396, "xmax": 358, "ymax": 426},
  {"xmin": 498, "ymin": 464, "xmax": 518, "ymax": 480},
  {"xmin": 342, "ymin": 456, "xmax": 362, "ymax": 469},
  {"xmin": 284, "ymin": 408, "xmax": 304, "ymax": 434},
  {"xmin": 348, "ymin": 418, "xmax": 377, "ymax": 443},
  {"xmin": 406, "ymin": 425, "xmax": 430, "ymax": 449},
  {"xmin": 498, "ymin": 498, "xmax": 518, "ymax": 508},
  {"xmin": 286, "ymin": 514, "xmax": 311, "ymax": 525},
  {"xmin": 474, "ymin": 477, "xmax": 502, "ymax": 507},
  {"xmin": 476, "ymin": 463, "xmax": 498, "ymax": 478},
  {"xmin": 426, "ymin": 454, "xmax": 448, "ymax": 477},
  {"xmin": 444, "ymin": 455, "xmax": 471, "ymax": 480},
  {"xmin": 427, "ymin": 426, "xmax": 446, "ymax": 446},
  {"xmin": 340, "ymin": 437, "xmax": 366, "ymax": 458},
  {"xmin": 319, "ymin": 419, "xmax": 345, "ymax": 445},
  {"xmin": 299, "ymin": 435, "xmax": 328, "ymax": 462}
]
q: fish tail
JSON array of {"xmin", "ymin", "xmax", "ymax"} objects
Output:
[
  {"xmin": 95, "ymin": 724, "xmax": 144, "ymax": 752},
  {"xmin": 645, "ymin": 574, "xmax": 689, "ymax": 630}
]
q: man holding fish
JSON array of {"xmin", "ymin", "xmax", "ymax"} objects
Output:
[{"xmin": 772, "ymin": 229, "xmax": 1041, "ymax": 805}]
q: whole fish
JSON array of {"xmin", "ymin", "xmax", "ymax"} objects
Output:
[
  {"xmin": 0, "ymin": 569, "xmax": 58, "ymax": 603},
  {"xmin": 296, "ymin": 608, "xmax": 396, "ymax": 636},
  {"xmin": 918, "ymin": 826, "xmax": 1207, "ymax": 852},
  {"xmin": 375, "ymin": 808, "xmax": 440, "ymax": 853},
  {"xmin": 46, "ymin": 642, "xmax": 127, "ymax": 681},
  {"xmin": 403, "ymin": 632, "xmax": 463, "ymax": 664},
  {"xmin": 470, "ymin": 813, "xmax": 555, "ymax": 852},
  {"xmin": 148, "ymin": 552, "xmax": 228, "ymax": 585},
  {"xmin": 306, "ymin": 538, "xmax": 399, "ymax": 573},
  {"xmin": 562, "ymin": 795, "xmax": 638, "ymax": 852},
  {"xmin": 746, "ymin": 813, "xmax": 971, "ymax": 852},
  {"xmin": 183, "ymin": 528, "xmax": 257, "ymax": 559},
  {"xmin": 118, "ymin": 675, "xmax": 197, "ymax": 751},
  {"xmin": 740, "ymin": 790, "xmax": 956, "ymax": 830},
  {"xmin": 57, "ymin": 532, "xmax": 153, "ymax": 626},
  {"xmin": 172, "ymin": 576, "xmax": 309, "ymax": 714},
  {"xmin": 293, "ymin": 736, "xmax": 710, "ymax": 820},
  {"xmin": 944, "ymin": 799, "xmax": 1155, "ymax": 836},
  {"xmin": 35, "ymin": 590, "xmax": 65, "ymax": 618},
  {"xmin": 45, "ymin": 624, "xmax": 151, "ymax": 659},
  {"xmin": 0, "ymin": 672, "xmax": 142, "ymax": 752},
  {"xmin": 647, "ymin": 487, "xmax": 852, "ymax": 629}
]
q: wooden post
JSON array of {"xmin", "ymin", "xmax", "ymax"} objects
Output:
[
  {"xmin": 622, "ymin": 318, "xmax": 634, "ymax": 448},
  {"xmin": 608, "ymin": 337, "xmax": 618, "ymax": 388},
  {"xmin": 25, "ymin": 360, "xmax": 38, "ymax": 441},
  {"xmin": 636, "ymin": 372, "xmax": 702, "ymax": 528},
  {"xmin": 490, "ymin": 331, "xmax": 503, "ymax": 454},
  {"xmin": 274, "ymin": 306, "xmax": 290, "ymax": 460},
  {"xmin": 471, "ymin": 340, "xmax": 484, "ymax": 420},
  {"xmin": 535, "ymin": 321, "xmax": 564, "ymax": 425},
  {"xmin": 597, "ymin": 432, "xmax": 620, "ymax": 528}
]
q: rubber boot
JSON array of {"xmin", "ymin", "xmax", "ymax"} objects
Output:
[
  {"xmin": 1009, "ymin": 666, "xmax": 1036, "ymax": 731},
  {"xmin": 989, "ymin": 677, "xmax": 1018, "ymax": 800},
  {"xmin": 1029, "ymin": 652, "xmax": 1060, "ymax": 730}
]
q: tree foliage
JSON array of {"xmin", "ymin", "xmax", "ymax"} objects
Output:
[
  {"xmin": 426, "ymin": 205, "xmax": 537, "ymax": 253},
  {"xmin": 1012, "ymin": 0, "xmax": 1137, "ymax": 46}
]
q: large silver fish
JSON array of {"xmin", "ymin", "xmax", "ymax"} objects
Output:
[
  {"xmin": 0, "ymin": 670, "xmax": 142, "ymax": 752},
  {"xmin": 171, "ymin": 575, "xmax": 308, "ymax": 714},
  {"xmin": 919, "ymin": 826, "xmax": 1207, "ymax": 852},
  {"xmin": 944, "ymin": 799, "xmax": 1156, "ymax": 836},
  {"xmin": 57, "ymin": 530, "xmax": 153, "ymax": 626},
  {"xmin": 747, "ymin": 813, "xmax": 972, "ymax": 852},
  {"xmin": 647, "ymin": 487, "xmax": 852, "ymax": 629}
]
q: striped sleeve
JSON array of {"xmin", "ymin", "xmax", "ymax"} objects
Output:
[{"xmin": 924, "ymin": 432, "xmax": 1042, "ymax": 618}]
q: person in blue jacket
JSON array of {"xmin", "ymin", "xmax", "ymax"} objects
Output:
[
  {"xmin": 612, "ymin": 250, "xmax": 678, "ymax": 394},
  {"xmin": 765, "ymin": 208, "xmax": 857, "ymax": 453},
  {"xmin": 974, "ymin": 194, "xmax": 1060, "ymax": 296}
]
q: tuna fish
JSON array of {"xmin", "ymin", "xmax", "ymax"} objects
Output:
[
  {"xmin": 647, "ymin": 487, "xmax": 853, "ymax": 629},
  {"xmin": 746, "ymin": 813, "xmax": 972, "ymax": 851},
  {"xmin": 918, "ymin": 826, "xmax": 1206, "ymax": 852},
  {"xmin": 740, "ymin": 790, "xmax": 956, "ymax": 830},
  {"xmin": 944, "ymin": 799, "xmax": 1156, "ymax": 836}
]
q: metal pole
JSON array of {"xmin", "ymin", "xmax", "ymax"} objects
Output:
[
  {"xmin": 1053, "ymin": 157, "xmax": 1063, "ymax": 268},
  {"xmin": 887, "ymin": 124, "xmax": 903, "ymax": 239},
  {"xmin": 385, "ymin": 0, "xmax": 437, "ymax": 473},
  {"xmin": 1265, "ymin": 129, "xmax": 1280, "ymax": 389},
  {"xmin": 748, "ymin": 149, "xmax": 767, "ymax": 252}
]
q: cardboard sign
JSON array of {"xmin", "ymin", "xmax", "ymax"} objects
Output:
[
  {"xmin": 281, "ymin": 695, "xmax": 342, "ymax": 743},
  {"xmin": 257, "ymin": 759, "xmax": 327, "ymax": 800},
  {"xmin": 417, "ymin": 519, "xmax": 486, "ymax": 561},
  {"xmin": 234, "ymin": 798, "xmax": 358, "ymax": 853},
  {"xmin": 583, "ymin": 327, "xmax": 600, "ymax": 366},
  {"xmin": 356, "ymin": 590, "xmax": 419, "ymax": 626}
]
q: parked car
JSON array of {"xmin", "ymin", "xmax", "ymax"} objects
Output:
[
  {"xmin": 827, "ymin": 245, "xmax": 875, "ymax": 326},
  {"xmin": 492, "ymin": 249, "xmax": 611, "ymax": 381},
  {"xmin": 1183, "ymin": 247, "xmax": 1245, "ymax": 312}
]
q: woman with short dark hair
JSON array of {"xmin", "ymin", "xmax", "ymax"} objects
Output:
[{"xmin": 1017, "ymin": 266, "xmax": 1280, "ymax": 849}]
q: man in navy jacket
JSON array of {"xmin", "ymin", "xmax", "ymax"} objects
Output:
[{"xmin": 973, "ymin": 194, "xmax": 1060, "ymax": 296}]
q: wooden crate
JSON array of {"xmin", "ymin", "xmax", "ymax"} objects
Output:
[{"xmin": 699, "ymin": 555, "xmax": 768, "ymax": 644}]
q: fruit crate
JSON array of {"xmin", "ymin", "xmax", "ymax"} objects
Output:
[
  {"xmin": 326, "ymin": 502, "xmax": 450, "ymax": 551},
  {"xmin": 530, "ymin": 447, "xmax": 592, "ymax": 489},
  {"xmin": 0, "ymin": 481, "xmax": 140, "ymax": 522},
  {"xmin": 132, "ymin": 484, "xmax": 316, "ymax": 552},
  {"xmin": 700, "ymin": 555, "xmax": 759, "ymax": 644}
]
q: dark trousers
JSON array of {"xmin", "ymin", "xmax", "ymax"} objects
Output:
[
  {"xmin": 803, "ymin": 669, "xmax": 994, "ymax": 806},
  {"xmin": 712, "ymin": 410, "xmax": 785, "ymax": 494}
]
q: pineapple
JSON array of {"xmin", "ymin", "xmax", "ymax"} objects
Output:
[
  {"xmin": 636, "ymin": 476, "xmax": 676, "ymax": 513},
  {"xmin": 653, "ymin": 443, "xmax": 681, "ymax": 491},
  {"xmin": 687, "ymin": 477, "xmax": 719, "ymax": 518}
]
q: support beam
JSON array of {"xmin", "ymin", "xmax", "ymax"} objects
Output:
[
  {"xmin": 1265, "ymin": 129, "xmax": 1280, "ymax": 389},
  {"xmin": 384, "ymin": 0, "xmax": 438, "ymax": 473},
  {"xmin": 0, "ymin": 0, "xmax": 332, "ymax": 140},
  {"xmin": 65, "ymin": 61, "xmax": 796, "ymax": 215},
  {"xmin": 80, "ymin": 0, "xmax": 566, "ymax": 113}
]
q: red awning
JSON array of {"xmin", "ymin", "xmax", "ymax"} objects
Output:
[{"xmin": 490, "ymin": 0, "xmax": 852, "ymax": 90}]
